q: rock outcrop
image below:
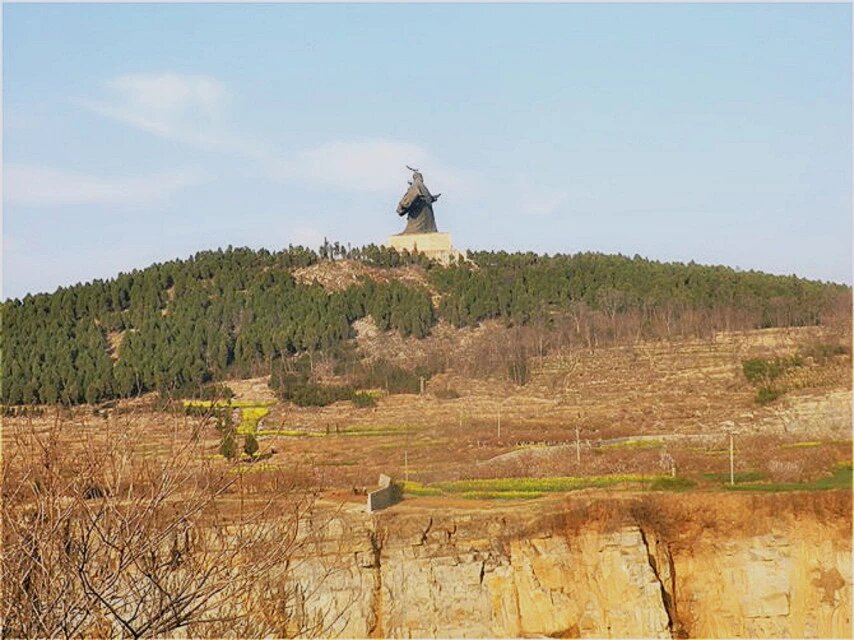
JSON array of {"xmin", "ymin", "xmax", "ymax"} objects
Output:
[{"xmin": 293, "ymin": 491, "xmax": 851, "ymax": 638}]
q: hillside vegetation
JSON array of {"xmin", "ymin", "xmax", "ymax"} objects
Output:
[{"xmin": 2, "ymin": 242, "xmax": 849, "ymax": 406}]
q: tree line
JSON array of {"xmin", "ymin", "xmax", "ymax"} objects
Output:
[
  {"xmin": 1, "ymin": 245, "xmax": 431, "ymax": 405},
  {"xmin": 431, "ymin": 251, "xmax": 847, "ymax": 331},
  {"xmin": 2, "ymin": 244, "xmax": 848, "ymax": 405}
]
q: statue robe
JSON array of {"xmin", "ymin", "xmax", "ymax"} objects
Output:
[{"xmin": 396, "ymin": 175, "xmax": 438, "ymax": 234}]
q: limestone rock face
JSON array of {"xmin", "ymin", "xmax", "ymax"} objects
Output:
[
  {"xmin": 768, "ymin": 390, "xmax": 851, "ymax": 437},
  {"xmin": 289, "ymin": 493, "xmax": 852, "ymax": 638},
  {"xmin": 376, "ymin": 528, "xmax": 673, "ymax": 639},
  {"xmin": 675, "ymin": 523, "xmax": 852, "ymax": 638},
  {"xmin": 500, "ymin": 528, "xmax": 672, "ymax": 638}
]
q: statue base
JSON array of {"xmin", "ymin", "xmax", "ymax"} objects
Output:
[{"xmin": 386, "ymin": 232, "xmax": 464, "ymax": 265}]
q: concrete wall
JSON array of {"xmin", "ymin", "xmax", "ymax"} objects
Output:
[{"xmin": 367, "ymin": 475, "xmax": 400, "ymax": 512}]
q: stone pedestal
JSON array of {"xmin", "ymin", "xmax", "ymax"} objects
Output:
[{"xmin": 386, "ymin": 232, "xmax": 464, "ymax": 265}]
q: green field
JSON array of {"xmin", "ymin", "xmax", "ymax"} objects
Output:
[
  {"xmin": 401, "ymin": 473, "xmax": 696, "ymax": 499},
  {"xmin": 722, "ymin": 463, "xmax": 852, "ymax": 492}
]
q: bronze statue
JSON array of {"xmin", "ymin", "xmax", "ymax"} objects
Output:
[{"xmin": 396, "ymin": 166, "xmax": 441, "ymax": 234}]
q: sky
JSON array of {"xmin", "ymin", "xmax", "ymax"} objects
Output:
[{"xmin": 3, "ymin": 3, "xmax": 851, "ymax": 299}]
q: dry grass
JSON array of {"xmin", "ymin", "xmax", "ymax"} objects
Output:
[
  {"xmin": 292, "ymin": 259, "xmax": 437, "ymax": 299},
  {"xmin": 6, "ymin": 325, "xmax": 847, "ymax": 639},
  {"xmin": 4, "ymin": 326, "xmax": 851, "ymax": 500}
]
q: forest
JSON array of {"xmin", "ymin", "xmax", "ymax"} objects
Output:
[{"xmin": 2, "ymin": 242, "xmax": 849, "ymax": 406}]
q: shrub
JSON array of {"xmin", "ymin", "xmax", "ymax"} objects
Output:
[
  {"xmin": 243, "ymin": 433, "xmax": 259, "ymax": 458},
  {"xmin": 742, "ymin": 358, "xmax": 767, "ymax": 385},
  {"xmin": 270, "ymin": 366, "xmax": 355, "ymax": 407},
  {"xmin": 801, "ymin": 342, "xmax": 848, "ymax": 362},
  {"xmin": 352, "ymin": 392, "xmax": 377, "ymax": 408},
  {"xmin": 194, "ymin": 383, "xmax": 236, "ymax": 401},
  {"xmin": 356, "ymin": 359, "xmax": 423, "ymax": 394},
  {"xmin": 433, "ymin": 387, "xmax": 461, "ymax": 400},
  {"xmin": 290, "ymin": 383, "xmax": 354, "ymax": 407},
  {"xmin": 271, "ymin": 351, "xmax": 439, "ymax": 403},
  {"xmin": 507, "ymin": 345, "xmax": 530, "ymax": 386},
  {"xmin": 756, "ymin": 386, "xmax": 782, "ymax": 405},
  {"xmin": 742, "ymin": 355, "xmax": 806, "ymax": 404},
  {"xmin": 219, "ymin": 432, "xmax": 238, "ymax": 460},
  {"xmin": 742, "ymin": 356, "xmax": 802, "ymax": 385}
]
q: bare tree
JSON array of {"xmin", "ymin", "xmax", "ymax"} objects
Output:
[{"xmin": 2, "ymin": 406, "xmax": 348, "ymax": 638}]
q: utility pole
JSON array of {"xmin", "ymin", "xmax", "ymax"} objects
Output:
[
  {"xmin": 729, "ymin": 433, "xmax": 735, "ymax": 486},
  {"xmin": 575, "ymin": 426, "xmax": 581, "ymax": 463},
  {"xmin": 419, "ymin": 376, "xmax": 425, "ymax": 395}
]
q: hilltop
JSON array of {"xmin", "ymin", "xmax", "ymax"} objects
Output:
[{"xmin": 2, "ymin": 242, "xmax": 850, "ymax": 407}]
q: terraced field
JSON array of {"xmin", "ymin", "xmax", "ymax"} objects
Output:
[{"xmin": 4, "ymin": 326, "xmax": 850, "ymax": 505}]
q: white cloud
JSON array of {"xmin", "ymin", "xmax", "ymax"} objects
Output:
[
  {"xmin": 279, "ymin": 139, "xmax": 429, "ymax": 192},
  {"xmin": 78, "ymin": 73, "xmax": 505, "ymax": 209},
  {"xmin": 75, "ymin": 73, "xmax": 566, "ymax": 218},
  {"xmin": 76, "ymin": 72, "xmax": 260, "ymax": 154},
  {"xmin": 79, "ymin": 74, "xmax": 484, "ymax": 200},
  {"xmin": 5, "ymin": 163, "xmax": 206, "ymax": 207},
  {"xmin": 273, "ymin": 138, "xmax": 484, "ymax": 200}
]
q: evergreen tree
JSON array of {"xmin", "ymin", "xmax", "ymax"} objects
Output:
[{"xmin": 1, "ymin": 243, "xmax": 848, "ymax": 406}]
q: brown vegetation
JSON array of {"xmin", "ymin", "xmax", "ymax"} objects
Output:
[
  {"xmin": 2, "ymin": 321, "xmax": 850, "ymax": 637},
  {"xmin": 1, "ymin": 409, "xmax": 348, "ymax": 638}
]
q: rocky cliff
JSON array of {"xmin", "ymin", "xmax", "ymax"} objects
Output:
[{"xmin": 296, "ymin": 491, "xmax": 851, "ymax": 638}]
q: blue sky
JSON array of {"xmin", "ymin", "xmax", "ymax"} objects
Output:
[{"xmin": 3, "ymin": 3, "xmax": 851, "ymax": 299}]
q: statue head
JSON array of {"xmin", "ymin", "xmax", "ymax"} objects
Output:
[{"xmin": 406, "ymin": 165, "xmax": 424, "ymax": 184}]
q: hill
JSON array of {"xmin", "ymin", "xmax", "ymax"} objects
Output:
[
  {"xmin": 3, "ymin": 244, "xmax": 852, "ymax": 639},
  {"xmin": 1, "ymin": 242, "xmax": 850, "ymax": 406}
]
